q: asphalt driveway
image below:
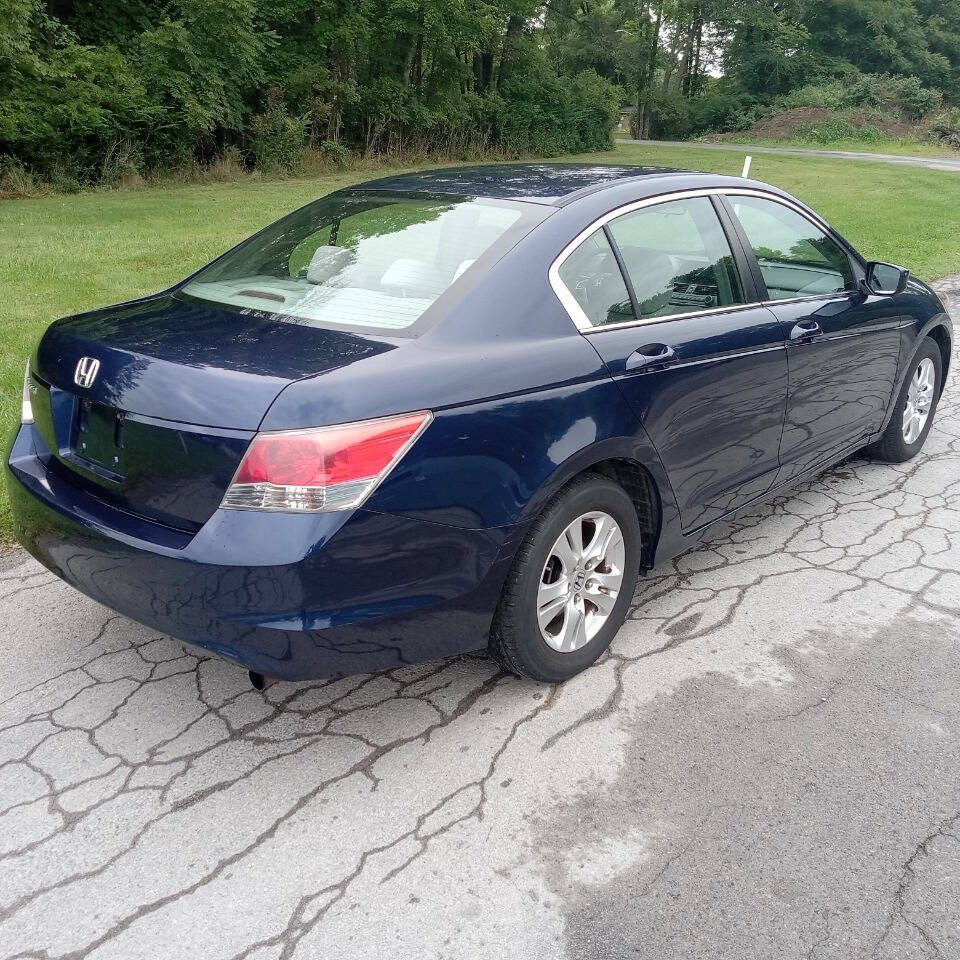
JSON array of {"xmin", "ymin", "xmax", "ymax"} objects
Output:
[{"xmin": 2, "ymin": 280, "xmax": 959, "ymax": 960}]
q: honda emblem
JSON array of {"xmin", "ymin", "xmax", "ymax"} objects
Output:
[{"xmin": 74, "ymin": 357, "xmax": 100, "ymax": 388}]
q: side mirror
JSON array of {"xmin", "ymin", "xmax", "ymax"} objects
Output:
[{"xmin": 863, "ymin": 261, "xmax": 909, "ymax": 297}]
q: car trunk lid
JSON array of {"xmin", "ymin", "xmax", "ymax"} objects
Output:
[{"xmin": 31, "ymin": 294, "xmax": 396, "ymax": 531}]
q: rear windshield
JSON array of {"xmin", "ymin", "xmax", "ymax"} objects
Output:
[{"xmin": 179, "ymin": 191, "xmax": 548, "ymax": 336}]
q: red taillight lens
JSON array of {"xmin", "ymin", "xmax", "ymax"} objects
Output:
[{"xmin": 223, "ymin": 411, "xmax": 432, "ymax": 512}]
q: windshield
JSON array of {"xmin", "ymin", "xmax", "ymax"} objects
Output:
[{"xmin": 179, "ymin": 191, "xmax": 548, "ymax": 336}]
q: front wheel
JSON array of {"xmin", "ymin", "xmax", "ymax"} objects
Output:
[
  {"xmin": 866, "ymin": 340, "xmax": 942, "ymax": 463},
  {"xmin": 490, "ymin": 474, "xmax": 641, "ymax": 682}
]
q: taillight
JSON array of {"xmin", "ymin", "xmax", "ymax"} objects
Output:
[
  {"xmin": 21, "ymin": 361, "xmax": 33, "ymax": 424},
  {"xmin": 221, "ymin": 411, "xmax": 432, "ymax": 512}
]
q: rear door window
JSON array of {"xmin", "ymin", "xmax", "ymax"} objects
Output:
[
  {"xmin": 606, "ymin": 196, "xmax": 744, "ymax": 319},
  {"xmin": 556, "ymin": 230, "xmax": 635, "ymax": 327}
]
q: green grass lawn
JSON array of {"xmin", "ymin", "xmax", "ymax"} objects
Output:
[{"xmin": 3, "ymin": 141, "xmax": 960, "ymax": 546}]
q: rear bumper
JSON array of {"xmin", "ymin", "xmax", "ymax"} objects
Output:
[{"xmin": 6, "ymin": 424, "xmax": 522, "ymax": 680}]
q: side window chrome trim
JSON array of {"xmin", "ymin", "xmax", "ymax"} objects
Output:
[
  {"xmin": 549, "ymin": 187, "xmax": 850, "ymax": 333},
  {"xmin": 580, "ymin": 301, "xmax": 763, "ymax": 335},
  {"xmin": 760, "ymin": 292, "xmax": 854, "ymax": 308}
]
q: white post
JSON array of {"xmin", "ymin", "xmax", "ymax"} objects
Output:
[{"xmin": 741, "ymin": 155, "xmax": 753, "ymax": 178}]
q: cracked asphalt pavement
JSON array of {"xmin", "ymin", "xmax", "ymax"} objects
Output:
[{"xmin": 2, "ymin": 280, "xmax": 960, "ymax": 960}]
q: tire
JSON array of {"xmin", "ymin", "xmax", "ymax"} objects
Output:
[
  {"xmin": 866, "ymin": 339, "xmax": 942, "ymax": 463},
  {"xmin": 490, "ymin": 473, "xmax": 642, "ymax": 682}
]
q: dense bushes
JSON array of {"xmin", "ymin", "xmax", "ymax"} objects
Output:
[
  {"xmin": 0, "ymin": 0, "xmax": 620, "ymax": 189},
  {"xmin": 674, "ymin": 71, "xmax": 949, "ymax": 142},
  {"xmin": 930, "ymin": 108, "xmax": 960, "ymax": 148},
  {"xmin": 777, "ymin": 74, "xmax": 942, "ymax": 121},
  {"xmin": 632, "ymin": 0, "xmax": 960, "ymax": 144},
  {"xmin": 682, "ymin": 84, "xmax": 755, "ymax": 136},
  {"xmin": 495, "ymin": 67, "xmax": 620, "ymax": 154},
  {"xmin": 5, "ymin": 0, "xmax": 958, "ymax": 189},
  {"xmin": 787, "ymin": 117, "xmax": 886, "ymax": 145}
]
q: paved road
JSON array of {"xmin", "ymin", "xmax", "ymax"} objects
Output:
[
  {"xmin": 2, "ymin": 281, "xmax": 960, "ymax": 960},
  {"xmin": 619, "ymin": 137, "xmax": 960, "ymax": 173}
]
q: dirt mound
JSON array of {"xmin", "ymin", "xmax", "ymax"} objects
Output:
[{"xmin": 722, "ymin": 106, "xmax": 914, "ymax": 141}]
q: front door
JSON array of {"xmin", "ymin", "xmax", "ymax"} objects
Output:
[
  {"xmin": 722, "ymin": 193, "xmax": 902, "ymax": 481},
  {"xmin": 553, "ymin": 193, "xmax": 789, "ymax": 532}
]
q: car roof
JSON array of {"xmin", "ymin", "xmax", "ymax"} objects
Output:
[{"xmin": 355, "ymin": 163, "xmax": 724, "ymax": 206}]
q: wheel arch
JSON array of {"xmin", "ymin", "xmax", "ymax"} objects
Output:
[
  {"xmin": 588, "ymin": 458, "xmax": 662, "ymax": 570},
  {"xmin": 517, "ymin": 441, "xmax": 676, "ymax": 571},
  {"xmin": 878, "ymin": 319, "xmax": 953, "ymax": 438},
  {"xmin": 926, "ymin": 324, "xmax": 952, "ymax": 395}
]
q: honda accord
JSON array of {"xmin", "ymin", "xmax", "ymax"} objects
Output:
[{"xmin": 6, "ymin": 164, "xmax": 952, "ymax": 684}]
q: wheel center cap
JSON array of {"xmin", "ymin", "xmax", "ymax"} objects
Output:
[{"xmin": 573, "ymin": 569, "xmax": 587, "ymax": 590}]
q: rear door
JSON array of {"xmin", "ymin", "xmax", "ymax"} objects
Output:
[
  {"xmin": 552, "ymin": 192, "xmax": 789, "ymax": 532},
  {"xmin": 721, "ymin": 192, "xmax": 902, "ymax": 481}
]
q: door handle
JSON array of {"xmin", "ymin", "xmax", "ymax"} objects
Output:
[
  {"xmin": 789, "ymin": 319, "xmax": 821, "ymax": 341},
  {"xmin": 625, "ymin": 343, "xmax": 676, "ymax": 371}
]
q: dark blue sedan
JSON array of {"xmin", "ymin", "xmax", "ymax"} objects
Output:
[{"xmin": 6, "ymin": 164, "xmax": 952, "ymax": 685}]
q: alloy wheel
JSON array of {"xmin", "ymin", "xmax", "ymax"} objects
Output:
[
  {"xmin": 536, "ymin": 511, "xmax": 625, "ymax": 653},
  {"xmin": 902, "ymin": 357, "xmax": 936, "ymax": 444}
]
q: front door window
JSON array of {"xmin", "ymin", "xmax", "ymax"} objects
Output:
[{"xmin": 728, "ymin": 195, "xmax": 856, "ymax": 300}]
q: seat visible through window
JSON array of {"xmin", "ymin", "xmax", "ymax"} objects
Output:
[
  {"xmin": 556, "ymin": 230, "xmax": 634, "ymax": 327},
  {"xmin": 607, "ymin": 197, "xmax": 744, "ymax": 319}
]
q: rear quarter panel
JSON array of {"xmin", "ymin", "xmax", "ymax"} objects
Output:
[{"xmin": 363, "ymin": 373, "xmax": 679, "ymax": 533}]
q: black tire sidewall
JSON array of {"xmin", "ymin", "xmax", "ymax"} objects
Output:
[{"xmin": 505, "ymin": 477, "xmax": 641, "ymax": 682}]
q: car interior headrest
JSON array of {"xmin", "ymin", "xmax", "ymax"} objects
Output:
[
  {"xmin": 380, "ymin": 258, "xmax": 446, "ymax": 298},
  {"xmin": 306, "ymin": 245, "xmax": 355, "ymax": 284}
]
